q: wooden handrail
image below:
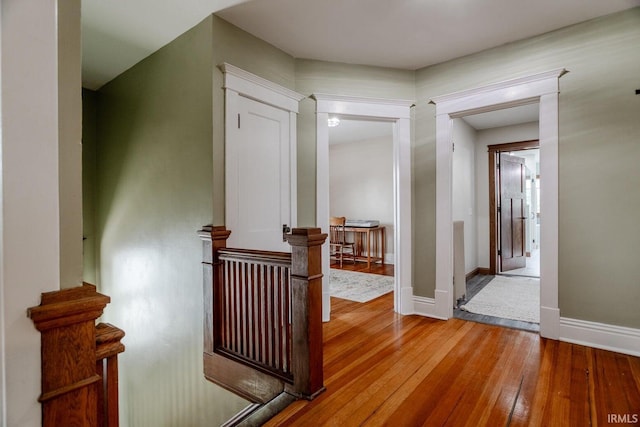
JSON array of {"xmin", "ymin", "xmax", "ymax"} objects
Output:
[{"xmin": 96, "ymin": 323, "xmax": 125, "ymax": 427}]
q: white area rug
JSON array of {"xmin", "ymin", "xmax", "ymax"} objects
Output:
[
  {"xmin": 329, "ymin": 269, "xmax": 394, "ymax": 303},
  {"xmin": 460, "ymin": 275, "xmax": 540, "ymax": 323}
]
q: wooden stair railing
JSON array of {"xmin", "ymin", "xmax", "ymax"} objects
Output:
[
  {"xmin": 28, "ymin": 283, "xmax": 125, "ymax": 427},
  {"xmin": 96, "ymin": 322, "xmax": 125, "ymax": 427},
  {"xmin": 199, "ymin": 226, "xmax": 327, "ymax": 420}
]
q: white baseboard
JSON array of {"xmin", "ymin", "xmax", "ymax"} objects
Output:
[
  {"xmin": 559, "ymin": 317, "xmax": 640, "ymax": 357},
  {"xmin": 413, "ymin": 296, "xmax": 447, "ymax": 320}
]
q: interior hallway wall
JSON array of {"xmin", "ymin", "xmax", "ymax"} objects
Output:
[
  {"xmin": 94, "ymin": 17, "xmax": 262, "ymax": 426},
  {"xmin": 452, "ymin": 119, "xmax": 478, "ymax": 274},
  {"xmin": 414, "ymin": 8, "xmax": 640, "ymax": 328},
  {"xmin": 82, "ymin": 88, "xmax": 99, "ymax": 285}
]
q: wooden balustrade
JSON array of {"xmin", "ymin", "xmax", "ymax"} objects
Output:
[
  {"xmin": 96, "ymin": 323, "xmax": 125, "ymax": 427},
  {"xmin": 28, "ymin": 284, "xmax": 124, "ymax": 427},
  {"xmin": 199, "ymin": 226, "xmax": 327, "ymax": 409}
]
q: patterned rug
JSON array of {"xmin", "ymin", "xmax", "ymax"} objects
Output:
[
  {"xmin": 460, "ymin": 275, "xmax": 540, "ymax": 323},
  {"xmin": 329, "ymin": 269, "xmax": 394, "ymax": 303}
]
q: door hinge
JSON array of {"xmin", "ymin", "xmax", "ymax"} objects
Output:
[
  {"xmin": 497, "ymin": 206, "xmax": 501, "ymax": 213},
  {"xmin": 498, "ymin": 249, "xmax": 502, "ymax": 256},
  {"xmin": 237, "ymin": 113, "xmax": 241, "ymax": 129},
  {"xmin": 452, "ymin": 143, "xmax": 455, "ymax": 152}
]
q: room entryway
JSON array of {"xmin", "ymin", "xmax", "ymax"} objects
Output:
[
  {"xmin": 489, "ymin": 142, "xmax": 541, "ymax": 279},
  {"xmin": 450, "ymin": 110, "xmax": 541, "ymax": 332},
  {"xmin": 327, "ymin": 118, "xmax": 395, "ymax": 304}
]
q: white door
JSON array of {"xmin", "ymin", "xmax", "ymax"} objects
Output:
[{"xmin": 226, "ymin": 95, "xmax": 292, "ymax": 252}]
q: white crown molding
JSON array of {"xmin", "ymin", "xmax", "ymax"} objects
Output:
[
  {"xmin": 429, "ymin": 68, "xmax": 568, "ymax": 106},
  {"xmin": 220, "ymin": 62, "xmax": 305, "ymax": 113},
  {"xmin": 560, "ymin": 317, "xmax": 640, "ymax": 357},
  {"xmin": 312, "ymin": 93, "xmax": 414, "ymax": 119},
  {"xmin": 312, "ymin": 93, "xmax": 415, "ymax": 107}
]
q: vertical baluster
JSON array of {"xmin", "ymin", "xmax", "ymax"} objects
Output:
[
  {"xmin": 277, "ymin": 266, "xmax": 284, "ymax": 373},
  {"xmin": 249, "ymin": 263, "xmax": 255, "ymax": 360},
  {"xmin": 257, "ymin": 264, "xmax": 264, "ymax": 364},
  {"xmin": 222, "ymin": 260, "xmax": 228, "ymax": 350},
  {"xmin": 239, "ymin": 261, "xmax": 246, "ymax": 356},
  {"xmin": 232, "ymin": 260, "xmax": 239, "ymax": 353},
  {"xmin": 244, "ymin": 262, "xmax": 251, "ymax": 358},
  {"xmin": 268, "ymin": 265, "xmax": 275, "ymax": 367},
  {"xmin": 283, "ymin": 266, "xmax": 291, "ymax": 374}
]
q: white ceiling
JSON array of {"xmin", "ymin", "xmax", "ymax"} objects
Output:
[{"xmin": 81, "ymin": 0, "xmax": 640, "ymax": 89}]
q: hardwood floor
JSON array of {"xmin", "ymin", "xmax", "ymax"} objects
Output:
[
  {"xmin": 330, "ymin": 260, "xmax": 394, "ymax": 277},
  {"xmin": 265, "ymin": 293, "xmax": 640, "ymax": 426}
]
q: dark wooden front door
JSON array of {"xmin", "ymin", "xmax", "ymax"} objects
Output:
[{"xmin": 499, "ymin": 153, "xmax": 527, "ymax": 271}]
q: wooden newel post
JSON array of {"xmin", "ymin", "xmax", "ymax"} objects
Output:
[
  {"xmin": 198, "ymin": 225, "xmax": 231, "ymax": 355},
  {"xmin": 285, "ymin": 227, "xmax": 328, "ymax": 399},
  {"xmin": 28, "ymin": 284, "xmax": 111, "ymax": 427}
]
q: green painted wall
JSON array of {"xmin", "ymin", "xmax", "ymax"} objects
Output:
[
  {"xmin": 95, "ymin": 17, "xmax": 250, "ymax": 426},
  {"xmin": 82, "ymin": 88, "xmax": 98, "ymax": 285},
  {"xmin": 414, "ymin": 8, "xmax": 640, "ymax": 328},
  {"xmin": 294, "ymin": 59, "xmax": 415, "ymax": 225}
]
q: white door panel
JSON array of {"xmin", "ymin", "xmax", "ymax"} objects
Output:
[{"xmin": 227, "ymin": 95, "xmax": 291, "ymax": 252}]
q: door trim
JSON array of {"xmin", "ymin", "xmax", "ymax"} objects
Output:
[
  {"xmin": 430, "ymin": 68, "xmax": 567, "ymax": 339},
  {"xmin": 313, "ymin": 94, "xmax": 414, "ymax": 321},
  {"xmin": 221, "ymin": 63, "xmax": 305, "ymax": 237},
  {"xmin": 488, "ymin": 140, "xmax": 539, "ymax": 274}
]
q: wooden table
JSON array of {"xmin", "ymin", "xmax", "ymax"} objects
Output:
[{"xmin": 345, "ymin": 226, "xmax": 386, "ymax": 270}]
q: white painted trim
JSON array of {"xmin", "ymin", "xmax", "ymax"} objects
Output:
[
  {"xmin": 431, "ymin": 69, "xmax": 567, "ymax": 339},
  {"xmin": 560, "ymin": 318, "xmax": 640, "ymax": 357},
  {"xmin": 412, "ymin": 296, "xmax": 446, "ymax": 320},
  {"xmin": 222, "ymin": 64, "xmax": 302, "ymax": 246},
  {"xmin": 220, "ymin": 63, "xmax": 305, "ymax": 113},
  {"xmin": 314, "ymin": 94, "xmax": 414, "ymax": 320}
]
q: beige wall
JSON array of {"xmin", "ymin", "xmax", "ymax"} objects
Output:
[{"xmin": 414, "ymin": 8, "xmax": 640, "ymax": 328}]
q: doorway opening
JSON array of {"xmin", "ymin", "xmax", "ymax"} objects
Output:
[
  {"xmin": 431, "ymin": 68, "xmax": 567, "ymax": 339},
  {"xmin": 449, "ymin": 109, "xmax": 541, "ymax": 331},
  {"xmin": 489, "ymin": 141, "xmax": 541, "ymax": 279},
  {"xmin": 314, "ymin": 94, "xmax": 414, "ymax": 321},
  {"xmin": 328, "ymin": 116, "xmax": 395, "ymax": 275},
  {"xmin": 327, "ymin": 117, "xmax": 395, "ymax": 303}
]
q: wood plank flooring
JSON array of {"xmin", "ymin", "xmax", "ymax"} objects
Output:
[
  {"xmin": 330, "ymin": 260, "xmax": 394, "ymax": 277},
  {"xmin": 265, "ymin": 293, "xmax": 640, "ymax": 426}
]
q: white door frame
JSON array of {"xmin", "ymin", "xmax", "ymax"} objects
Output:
[
  {"xmin": 221, "ymin": 63, "xmax": 305, "ymax": 245},
  {"xmin": 314, "ymin": 94, "xmax": 414, "ymax": 321},
  {"xmin": 430, "ymin": 69, "xmax": 567, "ymax": 339}
]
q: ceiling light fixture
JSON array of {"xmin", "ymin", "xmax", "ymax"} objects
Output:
[{"xmin": 328, "ymin": 117, "xmax": 340, "ymax": 127}]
